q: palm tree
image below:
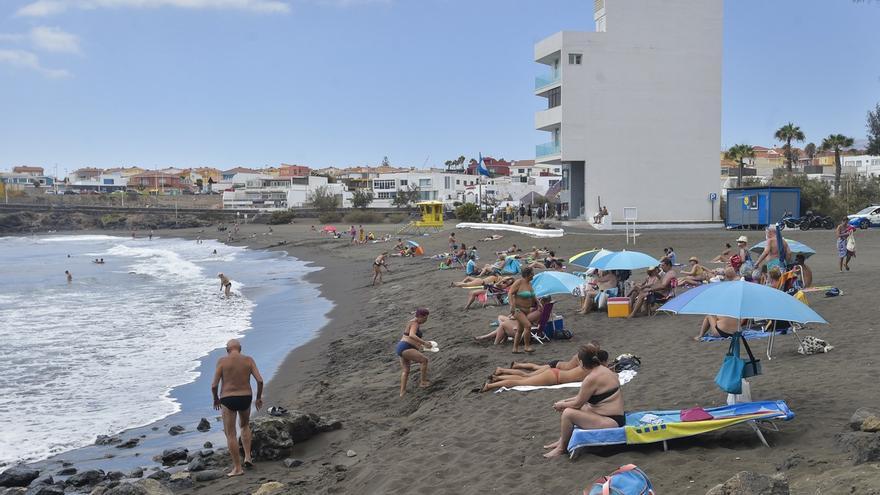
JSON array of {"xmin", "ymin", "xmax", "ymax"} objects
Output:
[
  {"xmin": 821, "ymin": 134, "xmax": 855, "ymax": 195},
  {"xmin": 725, "ymin": 144, "xmax": 755, "ymax": 187},
  {"xmin": 774, "ymin": 122, "xmax": 806, "ymax": 172},
  {"xmin": 804, "ymin": 142, "xmax": 817, "ymax": 166}
]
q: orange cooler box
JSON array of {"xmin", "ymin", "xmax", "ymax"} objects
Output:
[{"xmin": 607, "ymin": 297, "xmax": 630, "ymax": 318}]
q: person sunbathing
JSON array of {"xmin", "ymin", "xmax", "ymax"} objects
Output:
[
  {"xmin": 577, "ymin": 270, "xmax": 618, "ymax": 314},
  {"xmin": 711, "ymin": 243, "xmax": 733, "ymax": 263},
  {"xmin": 627, "ymin": 267, "xmax": 659, "ymax": 297},
  {"xmin": 496, "ymin": 243, "xmax": 521, "ymax": 255},
  {"xmin": 479, "ymin": 234, "xmax": 504, "ymax": 242},
  {"xmin": 694, "ymin": 315, "xmax": 742, "ymax": 341},
  {"xmin": 542, "ymin": 343, "xmax": 624, "ymax": 458},
  {"xmin": 678, "ymin": 257, "xmax": 710, "ymax": 286},
  {"xmin": 477, "ymin": 255, "xmax": 507, "ymax": 276},
  {"xmin": 463, "ymin": 277, "xmax": 515, "ymax": 310},
  {"xmin": 474, "ymin": 297, "xmax": 550, "ymax": 345},
  {"xmin": 628, "ymin": 258, "xmax": 676, "ymax": 318},
  {"xmin": 451, "ymin": 273, "xmax": 504, "ymax": 288},
  {"xmin": 496, "ymin": 348, "xmax": 607, "ymax": 378},
  {"xmin": 480, "ymin": 350, "xmax": 592, "ymax": 392}
]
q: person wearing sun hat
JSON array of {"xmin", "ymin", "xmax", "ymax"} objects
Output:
[
  {"xmin": 678, "ymin": 256, "xmax": 711, "ymax": 286},
  {"xmin": 734, "ymin": 235, "xmax": 754, "ymax": 276}
]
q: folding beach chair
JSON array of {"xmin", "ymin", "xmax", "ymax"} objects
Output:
[{"xmin": 530, "ymin": 301, "xmax": 555, "ymax": 345}]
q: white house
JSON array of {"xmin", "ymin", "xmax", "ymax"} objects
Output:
[
  {"xmin": 369, "ymin": 171, "xmax": 484, "ymax": 208},
  {"xmin": 533, "ymin": 0, "xmax": 722, "ymax": 223},
  {"xmin": 222, "ymin": 175, "xmax": 329, "ymax": 210},
  {"xmin": 841, "ymin": 155, "xmax": 880, "ymax": 178}
]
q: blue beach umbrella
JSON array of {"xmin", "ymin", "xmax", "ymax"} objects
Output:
[
  {"xmin": 532, "ymin": 271, "xmax": 585, "ymax": 298},
  {"xmin": 749, "ymin": 239, "xmax": 815, "ymax": 259},
  {"xmin": 658, "ymin": 280, "xmax": 826, "ymax": 324},
  {"xmin": 588, "ymin": 250, "xmax": 661, "ymax": 271},
  {"xmin": 568, "ymin": 248, "xmax": 612, "ymax": 269},
  {"xmin": 406, "ymin": 240, "xmax": 420, "ymax": 247}
]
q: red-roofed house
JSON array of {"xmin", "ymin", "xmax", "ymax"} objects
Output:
[{"xmin": 12, "ymin": 166, "xmax": 45, "ymax": 176}]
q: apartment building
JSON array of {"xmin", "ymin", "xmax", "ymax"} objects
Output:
[{"xmin": 534, "ymin": 0, "xmax": 722, "ymax": 222}]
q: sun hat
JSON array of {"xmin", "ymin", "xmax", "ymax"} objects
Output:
[
  {"xmin": 688, "ymin": 256, "xmax": 698, "ymax": 262},
  {"xmin": 736, "ymin": 235, "xmax": 748, "ymax": 243}
]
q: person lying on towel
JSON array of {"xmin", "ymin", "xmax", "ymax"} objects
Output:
[
  {"xmin": 491, "ymin": 345, "xmax": 607, "ymax": 378},
  {"xmin": 479, "ymin": 345, "xmax": 608, "ymax": 393},
  {"xmin": 694, "ymin": 315, "xmax": 744, "ymax": 341},
  {"xmin": 543, "ymin": 343, "xmax": 625, "ymax": 458}
]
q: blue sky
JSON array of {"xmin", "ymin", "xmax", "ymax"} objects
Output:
[{"xmin": 0, "ymin": 0, "xmax": 878, "ymax": 174}]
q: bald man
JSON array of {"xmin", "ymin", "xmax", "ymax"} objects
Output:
[{"xmin": 211, "ymin": 339, "xmax": 264, "ymax": 477}]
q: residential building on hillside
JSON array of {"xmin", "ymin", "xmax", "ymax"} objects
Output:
[
  {"xmin": 67, "ymin": 172, "xmax": 127, "ymax": 192},
  {"xmin": 104, "ymin": 166, "xmax": 147, "ymax": 177},
  {"xmin": 0, "ymin": 171, "xmax": 55, "ymax": 189},
  {"xmin": 221, "ymin": 167, "xmax": 260, "ymax": 181},
  {"xmin": 221, "ymin": 175, "xmax": 330, "ymax": 210},
  {"xmin": 534, "ymin": 0, "xmax": 721, "ymax": 222},
  {"xmin": 128, "ymin": 171, "xmax": 188, "ymax": 194},
  {"xmin": 842, "ymin": 155, "xmax": 880, "ymax": 177},
  {"xmin": 466, "ymin": 157, "xmax": 511, "ymax": 176},
  {"xmin": 12, "ymin": 166, "xmax": 45, "ymax": 176},
  {"xmin": 69, "ymin": 168, "xmax": 104, "ymax": 182},
  {"xmin": 278, "ymin": 164, "xmax": 311, "ymax": 177}
]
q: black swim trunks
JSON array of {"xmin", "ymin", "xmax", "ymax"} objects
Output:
[
  {"xmin": 547, "ymin": 359, "xmax": 560, "ymax": 368},
  {"xmin": 219, "ymin": 395, "xmax": 252, "ymax": 411}
]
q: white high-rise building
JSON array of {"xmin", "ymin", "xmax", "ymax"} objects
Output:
[{"xmin": 534, "ymin": 0, "xmax": 722, "ymax": 223}]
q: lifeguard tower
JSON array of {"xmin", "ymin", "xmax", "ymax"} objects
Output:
[{"xmin": 398, "ymin": 201, "xmax": 445, "ymax": 234}]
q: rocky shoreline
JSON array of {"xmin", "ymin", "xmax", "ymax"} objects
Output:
[{"xmin": 0, "ymin": 412, "xmax": 341, "ymax": 495}]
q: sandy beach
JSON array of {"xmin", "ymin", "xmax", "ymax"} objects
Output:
[{"xmin": 126, "ymin": 220, "xmax": 876, "ymax": 495}]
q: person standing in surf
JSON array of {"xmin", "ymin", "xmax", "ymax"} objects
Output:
[
  {"xmin": 211, "ymin": 339, "xmax": 264, "ymax": 477},
  {"xmin": 65, "ymin": 270, "xmax": 72, "ymax": 283},
  {"xmin": 218, "ymin": 273, "xmax": 232, "ymax": 298}
]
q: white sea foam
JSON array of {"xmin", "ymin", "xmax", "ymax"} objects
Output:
[{"xmin": 0, "ymin": 237, "xmax": 257, "ymax": 465}]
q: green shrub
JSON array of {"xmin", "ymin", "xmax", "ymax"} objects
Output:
[
  {"xmin": 343, "ymin": 210, "xmax": 383, "ymax": 224},
  {"xmin": 99, "ymin": 214, "xmax": 127, "ymax": 228},
  {"xmin": 318, "ymin": 211, "xmax": 342, "ymax": 224},
  {"xmin": 385, "ymin": 213, "xmax": 408, "ymax": 224},
  {"xmin": 455, "ymin": 203, "xmax": 481, "ymax": 222},
  {"xmin": 267, "ymin": 210, "xmax": 296, "ymax": 225}
]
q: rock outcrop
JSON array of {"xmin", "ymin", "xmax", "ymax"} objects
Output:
[
  {"xmin": 250, "ymin": 411, "xmax": 341, "ymax": 461},
  {"xmin": 706, "ymin": 471, "xmax": 790, "ymax": 495}
]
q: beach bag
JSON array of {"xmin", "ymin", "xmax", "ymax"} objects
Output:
[
  {"xmin": 798, "ymin": 336, "xmax": 834, "ymax": 355},
  {"xmin": 585, "ymin": 464, "xmax": 655, "ymax": 495},
  {"xmin": 715, "ymin": 333, "xmax": 745, "ymax": 394},
  {"xmin": 846, "ymin": 234, "xmax": 856, "ymax": 252},
  {"xmin": 740, "ymin": 335, "xmax": 762, "ymax": 378}
]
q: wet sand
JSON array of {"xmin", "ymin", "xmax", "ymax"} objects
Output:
[{"xmin": 160, "ymin": 222, "xmax": 878, "ymax": 494}]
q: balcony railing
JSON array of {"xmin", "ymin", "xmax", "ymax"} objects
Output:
[
  {"xmin": 536, "ymin": 141, "xmax": 561, "ymax": 158},
  {"xmin": 535, "ymin": 73, "xmax": 560, "ymax": 90}
]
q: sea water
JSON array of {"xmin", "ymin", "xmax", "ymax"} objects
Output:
[{"xmin": 0, "ymin": 235, "xmax": 329, "ymax": 467}]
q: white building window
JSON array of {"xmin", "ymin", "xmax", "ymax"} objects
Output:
[
  {"xmin": 568, "ymin": 53, "xmax": 582, "ymax": 65},
  {"xmin": 373, "ymin": 180, "xmax": 395, "ymax": 189},
  {"xmin": 376, "ymin": 192, "xmax": 397, "ymax": 199},
  {"xmin": 399, "ymin": 179, "xmax": 408, "ymax": 186},
  {"xmin": 419, "ymin": 178, "xmax": 431, "ymax": 188},
  {"xmin": 444, "ymin": 176, "xmax": 451, "ymax": 189}
]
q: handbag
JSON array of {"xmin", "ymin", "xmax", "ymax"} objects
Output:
[
  {"xmin": 846, "ymin": 234, "xmax": 856, "ymax": 252},
  {"xmin": 740, "ymin": 335, "xmax": 762, "ymax": 378},
  {"xmin": 715, "ymin": 332, "xmax": 744, "ymax": 394}
]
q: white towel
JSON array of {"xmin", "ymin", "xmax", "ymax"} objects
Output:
[{"xmin": 493, "ymin": 369, "xmax": 637, "ymax": 393}]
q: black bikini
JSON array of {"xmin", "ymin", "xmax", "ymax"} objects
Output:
[
  {"xmin": 588, "ymin": 387, "xmax": 625, "ymax": 427},
  {"xmin": 715, "ymin": 324, "xmax": 733, "ymax": 338}
]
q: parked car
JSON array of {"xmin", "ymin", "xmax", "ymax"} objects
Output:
[{"xmin": 848, "ymin": 205, "xmax": 880, "ymax": 229}]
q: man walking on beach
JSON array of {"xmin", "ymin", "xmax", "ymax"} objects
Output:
[{"xmin": 212, "ymin": 339, "xmax": 264, "ymax": 477}]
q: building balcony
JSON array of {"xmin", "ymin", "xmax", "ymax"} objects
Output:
[
  {"xmin": 535, "ymin": 73, "xmax": 560, "ymax": 91},
  {"xmin": 536, "ymin": 141, "xmax": 561, "ymax": 158},
  {"xmin": 535, "ymin": 107, "xmax": 562, "ymax": 131}
]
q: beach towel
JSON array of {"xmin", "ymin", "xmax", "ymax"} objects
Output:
[
  {"xmin": 701, "ymin": 329, "xmax": 790, "ymax": 342},
  {"xmin": 493, "ymin": 369, "xmax": 636, "ymax": 393}
]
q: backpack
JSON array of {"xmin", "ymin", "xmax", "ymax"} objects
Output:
[{"xmin": 586, "ymin": 464, "xmax": 655, "ymax": 495}]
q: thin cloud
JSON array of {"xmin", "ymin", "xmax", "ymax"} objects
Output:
[
  {"xmin": 16, "ymin": 0, "xmax": 292, "ymax": 17},
  {"xmin": 0, "ymin": 48, "xmax": 70, "ymax": 78},
  {"xmin": 0, "ymin": 26, "xmax": 81, "ymax": 54}
]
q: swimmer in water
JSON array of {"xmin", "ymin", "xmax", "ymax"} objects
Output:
[
  {"xmin": 219, "ymin": 273, "xmax": 232, "ymax": 298},
  {"xmin": 65, "ymin": 270, "xmax": 72, "ymax": 283}
]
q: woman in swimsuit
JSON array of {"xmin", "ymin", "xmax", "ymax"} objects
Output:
[
  {"xmin": 678, "ymin": 257, "xmax": 710, "ymax": 286},
  {"xmin": 495, "ymin": 348, "xmax": 607, "ymax": 378},
  {"xmin": 451, "ymin": 273, "xmax": 502, "ymax": 288},
  {"xmin": 711, "ymin": 243, "xmax": 733, "ymax": 263},
  {"xmin": 372, "ymin": 252, "xmax": 391, "ymax": 287},
  {"xmin": 507, "ymin": 267, "xmax": 538, "ymax": 353},
  {"xmin": 542, "ymin": 343, "xmax": 625, "ymax": 458},
  {"xmin": 463, "ymin": 277, "xmax": 514, "ymax": 310},
  {"xmin": 395, "ymin": 308, "xmax": 432, "ymax": 397},
  {"xmin": 474, "ymin": 297, "xmax": 549, "ymax": 345},
  {"xmin": 694, "ymin": 315, "xmax": 740, "ymax": 341}
]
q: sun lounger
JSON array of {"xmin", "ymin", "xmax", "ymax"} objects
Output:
[
  {"xmin": 701, "ymin": 329, "xmax": 789, "ymax": 342},
  {"xmin": 567, "ymin": 400, "xmax": 795, "ymax": 458}
]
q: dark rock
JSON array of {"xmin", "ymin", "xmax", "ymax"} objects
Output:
[
  {"xmin": 196, "ymin": 418, "xmax": 211, "ymax": 432},
  {"xmin": 849, "ymin": 408, "xmax": 880, "ymax": 431},
  {"xmin": 776, "ymin": 454, "xmax": 802, "ymax": 471},
  {"xmin": 192, "ymin": 470, "xmax": 223, "ymax": 483},
  {"xmin": 95, "ymin": 435, "xmax": 122, "ymax": 446},
  {"xmin": 202, "ymin": 442, "xmax": 212, "ymax": 449},
  {"xmin": 197, "ymin": 449, "xmax": 213, "ymax": 458},
  {"xmin": 282, "ymin": 459, "xmax": 302, "ymax": 468},
  {"xmin": 145, "ymin": 470, "xmax": 169, "ymax": 482},
  {"xmin": 104, "ymin": 479, "xmax": 173, "ymax": 495},
  {"xmin": 55, "ymin": 468, "xmax": 76, "ymax": 476},
  {"xmin": 116, "ymin": 438, "xmax": 139, "ymax": 449},
  {"xmin": 60, "ymin": 463, "xmax": 72, "ymax": 468},
  {"xmin": 0, "ymin": 467, "xmax": 41, "ymax": 488},
  {"xmin": 835, "ymin": 431, "xmax": 880, "ymax": 464},
  {"xmin": 105, "ymin": 472, "xmax": 125, "ymax": 482},
  {"xmin": 26, "ymin": 476, "xmax": 52, "ymax": 488},
  {"xmin": 167, "ymin": 426, "xmax": 184, "ymax": 436},
  {"xmin": 65, "ymin": 470, "xmax": 105, "ymax": 488},
  {"xmin": 24, "ymin": 485, "xmax": 64, "ymax": 495},
  {"xmin": 174, "ymin": 461, "xmax": 187, "ymax": 467},
  {"xmin": 333, "ymin": 465, "xmax": 347, "ymax": 472},
  {"xmin": 705, "ymin": 471, "xmax": 789, "ymax": 495},
  {"xmin": 159, "ymin": 448, "xmax": 188, "ymax": 466},
  {"xmin": 317, "ymin": 419, "xmax": 343, "ymax": 433},
  {"xmin": 0, "ymin": 488, "xmax": 27, "ymax": 495},
  {"xmin": 186, "ymin": 458, "xmax": 205, "ymax": 473},
  {"xmin": 250, "ymin": 411, "xmax": 339, "ymax": 461},
  {"xmin": 127, "ymin": 469, "xmax": 143, "ymax": 479}
]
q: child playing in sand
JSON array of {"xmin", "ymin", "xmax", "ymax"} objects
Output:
[{"xmin": 395, "ymin": 308, "xmax": 432, "ymax": 397}]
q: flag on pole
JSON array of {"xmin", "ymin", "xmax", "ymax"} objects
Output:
[{"xmin": 477, "ymin": 153, "xmax": 491, "ymax": 177}]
